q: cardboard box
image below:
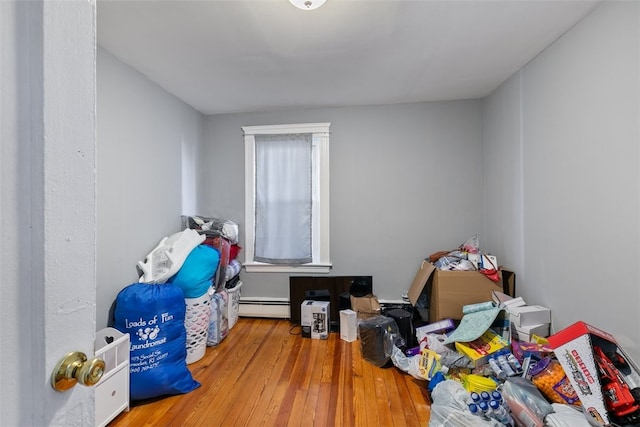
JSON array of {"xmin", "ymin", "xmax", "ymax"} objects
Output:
[
  {"xmin": 350, "ymin": 294, "xmax": 381, "ymax": 320},
  {"xmin": 407, "ymin": 260, "xmax": 515, "ymax": 321},
  {"xmin": 548, "ymin": 321, "xmax": 640, "ymax": 426},
  {"xmin": 509, "ymin": 305, "xmax": 551, "ymax": 327},
  {"xmin": 339, "ymin": 309, "xmax": 357, "ymax": 342},
  {"xmin": 301, "ymin": 300, "xmax": 330, "ymax": 339},
  {"xmin": 512, "ymin": 323, "xmax": 550, "ymax": 342}
]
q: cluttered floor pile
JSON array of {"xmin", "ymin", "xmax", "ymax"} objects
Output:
[
  {"xmin": 109, "ymin": 217, "xmax": 242, "ymax": 401},
  {"xmin": 359, "ymin": 237, "xmax": 640, "ymax": 427}
]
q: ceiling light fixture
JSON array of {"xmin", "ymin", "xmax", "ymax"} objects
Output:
[{"xmin": 289, "ymin": 0, "xmax": 327, "ymax": 11}]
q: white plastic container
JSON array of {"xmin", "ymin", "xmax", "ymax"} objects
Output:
[
  {"xmin": 95, "ymin": 327, "xmax": 130, "ymax": 427},
  {"xmin": 225, "ymin": 281, "xmax": 242, "ymax": 330},
  {"xmin": 185, "ymin": 292, "xmax": 211, "ymax": 364},
  {"xmin": 339, "ymin": 309, "xmax": 357, "ymax": 342}
]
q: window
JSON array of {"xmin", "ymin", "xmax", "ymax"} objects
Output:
[{"xmin": 242, "ymin": 123, "xmax": 331, "ymax": 273}]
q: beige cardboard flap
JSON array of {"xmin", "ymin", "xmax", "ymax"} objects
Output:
[
  {"xmin": 350, "ymin": 294, "xmax": 381, "ymax": 314},
  {"xmin": 408, "ymin": 260, "xmax": 436, "ymax": 306}
]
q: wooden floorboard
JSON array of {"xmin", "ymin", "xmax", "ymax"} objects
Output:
[{"xmin": 108, "ymin": 317, "xmax": 431, "ymax": 427}]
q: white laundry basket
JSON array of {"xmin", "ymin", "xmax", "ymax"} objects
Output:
[
  {"xmin": 225, "ymin": 281, "xmax": 242, "ymax": 330},
  {"xmin": 184, "ymin": 292, "xmax": 211, "ymax": 364}
]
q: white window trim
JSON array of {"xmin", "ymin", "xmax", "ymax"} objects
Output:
[{"xmin": 242, "ymin": 123, "xmax": 331, "ymax": 273}]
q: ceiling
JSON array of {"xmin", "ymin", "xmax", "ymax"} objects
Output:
[{"xmin": 97, "ymin": 0, "xmax": 601, "ymax": 116}]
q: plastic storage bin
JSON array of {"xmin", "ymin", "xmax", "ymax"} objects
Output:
[
  {"xmin": 185, "ymin": 292, "xmax": 211, "ymax": 364},
  {"xmin": 225, "ymin": 280, "xmax": 242, "ymax": 330},
  {"xmin": 95, "ymin": 327, "xmax": 130, "ymax": 427},
  {"xmin": 207, "ymin": 289, "xmax": 229, "ymax": 346}
]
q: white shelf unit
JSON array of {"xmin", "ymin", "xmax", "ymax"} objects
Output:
[{"xmin": 95, "ymin": 327, "xmax": 130, "ymax": 427}]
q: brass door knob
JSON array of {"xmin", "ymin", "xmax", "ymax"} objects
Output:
[{"xmin": 51, "ymin": 351, "xmax": 106, "ymax": 392}]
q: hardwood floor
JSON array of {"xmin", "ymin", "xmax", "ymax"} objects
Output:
[{"xmin": 108, "ymin": 317, "xmax": 431, "ymax": 426}]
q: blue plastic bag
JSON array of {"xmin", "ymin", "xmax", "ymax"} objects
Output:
[
  {"xmin": 114, "ymin": 282, "xmax": 200, "ymax": 400},
  {"xmin": 170, "ymin": 244, "xmax": 220, "ymax": 298}
]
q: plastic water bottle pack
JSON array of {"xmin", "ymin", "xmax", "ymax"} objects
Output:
[{"xmin": 468, "ymin": 390, "xmax": 515, "ymax": 426}]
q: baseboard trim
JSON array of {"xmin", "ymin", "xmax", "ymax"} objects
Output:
[{"xmin": 239, "ymin": 297, "xmax": 290, "ymax": 319}]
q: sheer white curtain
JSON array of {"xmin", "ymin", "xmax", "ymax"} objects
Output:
[{"xmin": 254, "ymin": 133, "xmax": 312, "ymax": 264}]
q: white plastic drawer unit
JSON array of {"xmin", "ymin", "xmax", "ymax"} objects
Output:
[{"xmin": 95, "ymin": 327, "xmax": 130, "ymax": 427}]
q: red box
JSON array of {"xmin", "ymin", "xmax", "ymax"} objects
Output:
[{"xmin": 548, "ymin": 321, "xmax": 640, "ymax": 426}]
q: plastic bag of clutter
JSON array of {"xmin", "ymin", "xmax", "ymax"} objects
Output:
[
  {"xmin": 434, "ymin": 255, "xmax": 476, "ymax": 271},
  {"xmin": 501, "ymin": 377, "xmax": 553, "ymax": 427},
  {"xmin": 461, "ymin": 234, "xmax": 480, "ymax": 253},
  {"xmin": 429, "ymin": 380, "xmax": 502, "ymax": 426},
  {"xmin": 391, "ymin": 346, "xmax": 423, "ymax": 380},
  {"xmin": 391, "ymin": 331, "xmax": 473, "ymax": 380},
  {"xmin": 431, "ymin": 236, "xmax": 479, "ymax": 270},
  {"xmin": 431, "ymin": 234, "xmax": 489, "ymax": 271},
  {"xmin": 359, "ymin": 316, "xmax": 404, "ymax": 368},
  {"xmin": 546, "ymin": 403, "xmax": 592, "ymax": 427}
]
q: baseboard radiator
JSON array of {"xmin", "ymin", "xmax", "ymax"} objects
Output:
[
  {"xmin": 238, "ymin": 297, "xmax": 407, "ymax": 319},
  {"xmin": 239, "ymin": 297, "xmax": 291, "ymax": 319}
]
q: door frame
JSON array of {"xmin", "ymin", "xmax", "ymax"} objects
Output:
[{"xmin": 0, "ymin": 1, "xmax": 97, "ymax": 425}]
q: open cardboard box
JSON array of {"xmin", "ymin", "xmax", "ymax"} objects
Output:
[
  {"xmin": 407, "ymin": 260, "xmax": 515, "ymax": 322},
  {"xmin": 548, "ymin": 321, "xmax": 640, "ymax": 426}
]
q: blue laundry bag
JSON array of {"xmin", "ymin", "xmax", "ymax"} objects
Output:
[{"xmin": 114, "ymin": 282, "xmax": 200, "ymax": 400}]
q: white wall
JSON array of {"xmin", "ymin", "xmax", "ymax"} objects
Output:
[
  {"xmin": 484, "ymin": 1, "xmax": 640, "ymax": 360},
  {"xmin": 202, "ymin": 101, "xmax": 485, "ymax": 302},
  {"xmin": 483, "ymin": 73, "xmax": 525, "ymax": 279},
  {"xmin": 97, "ymin": 48, "xmax": 204, "ymax": 329}
]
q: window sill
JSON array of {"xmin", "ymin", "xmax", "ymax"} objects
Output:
[{"xmin": 243, "ymin": 262, "xmax": 332, "ymax": 274}]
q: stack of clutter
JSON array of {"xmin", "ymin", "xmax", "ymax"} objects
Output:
[
  {"xmin": 180, "ymin": 215, "xmax": 243, "ymax": 346},
  {"xmin": 109, "ymin": 225, "xmax": 228, "ymax": 401},
  {"xmin": 113, "ymin": 214, "xmax": 241, "ymax": 384},
  {"xmin": 495, "ymin": 293, "xmax": 551, "ymax": 343},
  {"xmin": 170, "ymin": 244, "xmax": 219, "ymax": 364},
  {"xmin": 136, "ymin": 227, "xmax": 221, "ymax": 364},
  {"xmin": 353, "ymin": 235, "xmax": 640, "ymax": 426},
  {"xmin": 326, "ymin": 236, "xmax": 640, "ymax": 426},
  {"xmin": 384, "ymin": 298, "xmax": 639, "ymax": 426}
]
